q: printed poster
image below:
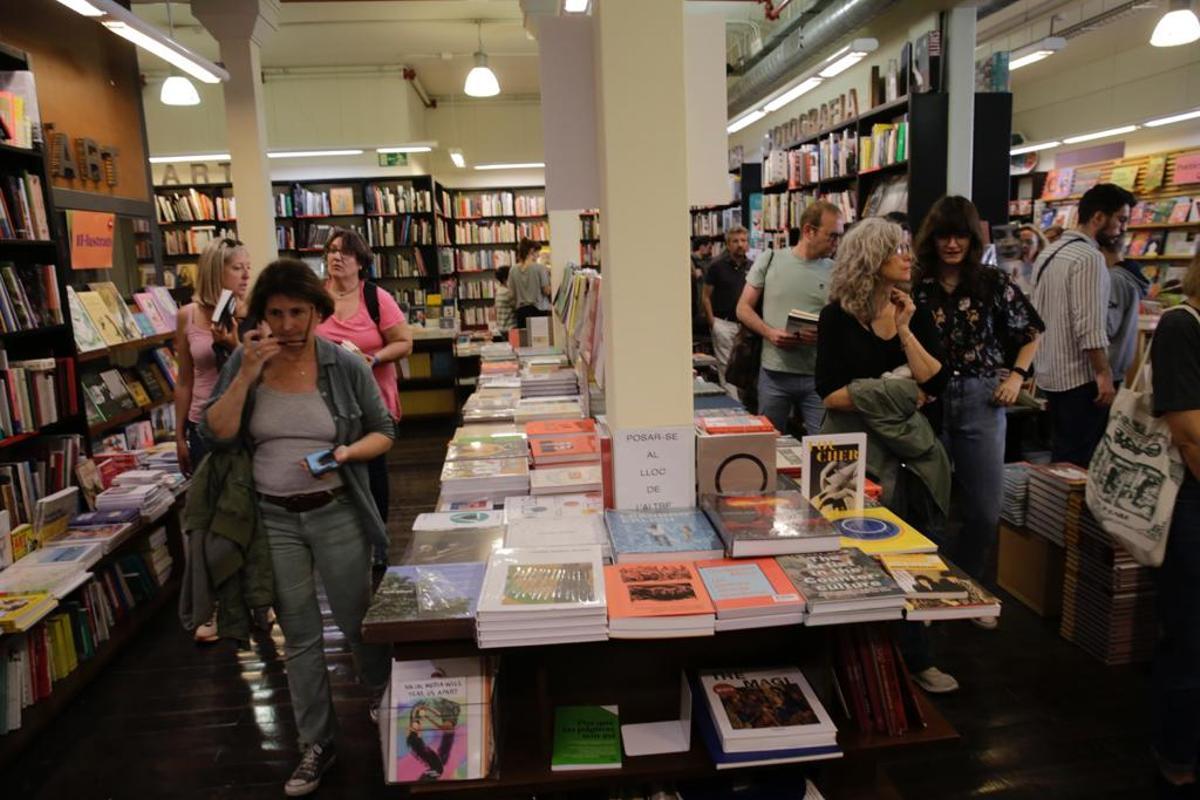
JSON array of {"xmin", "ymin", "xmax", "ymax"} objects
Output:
[{"xmin": 68, "ymin": 210, "xmax": 114, "ymax": 270}]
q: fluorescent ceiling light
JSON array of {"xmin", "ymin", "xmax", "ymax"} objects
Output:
[
  {"xmin": 1010, "ymin": 140, "xmax": 1060, "ymax": 156},
  {"xmin": 449, "ymin": 149, "xmax": 467, "ymax": 168},
  {"xmin": 376, "ymin": 145, "xmax": 434, "ymax": 154},
  {"xmin": 1008, "ymin": 36, "xmax": 1066, "ymax": 70},
  {"xmin": 1144, "ymin": 108, "xmax": 1200, "ymax": 127},
  {"xmin": 54, "ymin": 0, "xmax": 103, "ymax": 16},
  {"xmin": 563, "ymin": 0, "xmax": 589, "ymax": 12},
  {"xmin": 764, "ymin": 77, "xmax": 822, "ymax": 112},
  {"xmin": 817, "ymin": 38, "xmax": 878, "ymax": 79},
  {"xmin": 267, "ymin": 149, "xmax": 364, "ymax": 159},
  {"xmin": 160, "ymin": 75, "xmax": 200, "ymax": 106},
  {"xmin": 473, "ymin": 162, "xmax": 545, "ymax": 171},
  {"xmin": 727, "ymin": 110, "xmax": 766, "ymax": 134},
  {"xmin": 1062, "ymin": 125, "xmax": 1138, "ymax": 145},
  {"xmin": 1151, "ymin": 1, "xmax": 1200, "ymax": 47},
  {"xmin": 148, "ymin": 153, "xmax": 231, "ymax": 164}
]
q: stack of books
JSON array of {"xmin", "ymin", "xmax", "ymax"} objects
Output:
[
  {"xmin": 702, "ymin": 491, "xmax": 840, "ymax": 557},
  {"xmin": 696, "ymin": 557, "xmax": 806, "ymax": 630},
  {"xmin": 138, "ymin": 526, "xmax": 173, "ymax": 587},
  {"xmin": 822, "ymin": 507, "xmax": 937, "ymax": 556},
  {"xmin": 604, "ymin": 561, "xmax": 715, "ymax": 638},
  {"xmin": 776, "ymin": 549, "xmax": 907, "ymax": 625},
  {"xmin": 475, "ymin": 546, "xmax": 608, "ymax": 648},
  {"xmin": 879, "ymin": 553, "xmax": 1001, "ymax": 622},
  {"xmin": 776, "ymin": 436, "xmax": 805, "ymax": 478},
  {"xmin": 461, "ymin": 390, "xmax": 519, "ymax": 423},
  {"xmin": 439, "ymin": 458, "xmax": 530, "ymax": 504},
  {"xmin": 605, "ymin": 509, "xmax": 725, "ymax": 564},
  {"xmin": 404, "ymin": 511, "xmax": 506, "ymax": 566},
  {"xmin": 503, "ymin": 492, "xmax": 610, "ymax": 559},
  {"xmin": 479, "ymin": 342, "xmax": 515, "ymax": 361},
  {"xmin": 95, "ymin": 481, "xmax": 173, "ymax": 521},
  {"xmin": 1024, "ymin": 463, "xmax": 1089, "ymax": 546},
  {"xmin": 527, "ymin": 418, "xmax": 602, "ymax": 497},
  {"xmin": 365, "ymin": 563, "xmax": 487, "ymax": 627},
  {"xmin": 0, "ymin": 591, "xmax": 57, "ymax": 633},
  {"xmin": 513, "ymin": 397, "xmax": 585, "ymax": 423},
  {"xmin": 833, "ymin": 624, "xmax": 927, "ymax": 737},
  {"xmin": 445, "ymin": 436, "xmax": 528, "ymax": 463},
  {"xmin": 520, "ymin": 366, "xmax": 578, "ymax": 399},
  {"xmin": 1001, "ymin": 462, "xmax": 1034, "ymax": 528},
  {"xmin": 695, "ymin": 666, "xmax": 840, "ymax": 769}
]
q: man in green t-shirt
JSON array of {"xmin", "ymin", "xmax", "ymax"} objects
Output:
[{"xmin": 736, "ymin": 200, "xmax": 844, "ymax": 436}]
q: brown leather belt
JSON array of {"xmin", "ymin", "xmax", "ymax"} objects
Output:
[{"xmin": 258, "ymin": 486, "xmax": 345, "ymax": 513}]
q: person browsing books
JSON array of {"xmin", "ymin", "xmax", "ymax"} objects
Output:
[
  {"xmin": 736, "ymin": 201, "xmax": 844, "ymax": 435},
  {"xmin": 201, "ymin": 260, "xmax": 394, "ymax": 797},
  {"xmin": 1148, "ymin": 254, "xmax": 1200, "ymax": 797},
  {"xmin": 703, "ymin": 226, "xmax": 750, "ymax": 394},
  {"xmin": 494, "ymin": 265, "xmax": 516, "ymax": 333},
  {"xmin": 315, "ymin": 228, "xmax": 412, "ymax": 532},
  {"xmin": 1031, "ymin": 182, "xmax": 1135, "ymax": 466},
  {"xmin": 511, "ymin": 238, "xmax": 551, "ymax": 328},
  {"xmin": 1100, "ymin": 235, "xmax": 1150, "ymax": 390},
  {"xmin": 911, "ymin": 197, "xmax": 1043, "ymax": 590}
]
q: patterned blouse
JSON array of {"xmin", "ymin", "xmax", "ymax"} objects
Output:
[{"xmin": 912, "ymin": 270, "xmax": 1044, "ymax": 377}]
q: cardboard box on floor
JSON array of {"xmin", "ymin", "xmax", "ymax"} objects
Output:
[
  {"xmin": 695, "ymin": 429, "xmax": 776, "ymax": 498},
  {"xmin": 998, "ymin": 522, "xmax": 1065, "ymax": 618}
]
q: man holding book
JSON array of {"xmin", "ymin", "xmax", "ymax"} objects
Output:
[
  {"xmin": 737, "ymin": 201, "xmax": 844, "ymax": 436},
  {"xmin": 703, "ymin": 226, "xmax": 750, "ymax": 394}
]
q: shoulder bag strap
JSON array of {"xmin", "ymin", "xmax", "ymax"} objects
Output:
[
  {"xmin": 1135, "ymin": 303, "xmax": 1200, "ymax": 392},
  {"xmin": 1034, "ymin": 240, "xmax": 1080, "ymax": 285}
]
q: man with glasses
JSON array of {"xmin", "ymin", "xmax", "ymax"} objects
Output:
[{"xmin": 737, "ymin": 201, "xmax": 845, "ymax": 436}]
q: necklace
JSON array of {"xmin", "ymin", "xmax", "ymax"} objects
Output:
[{"xmin": 332, "ymin": 280, "xmax": 359, "ymax": 298}]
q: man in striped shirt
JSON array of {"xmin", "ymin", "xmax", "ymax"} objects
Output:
[{"xmin": 1032, "ymin": 183, "xmax": 1135, "ymax": 466}]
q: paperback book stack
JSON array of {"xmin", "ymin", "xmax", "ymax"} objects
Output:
[
  {"xmin": 381, "ymin": 656, "xmax": 496, "ymax": 784},
  {"xmin": 527, "ymin": 419, "xmax": 602, "ymax": 497},
  {"xmin": 776, "ymin": 549, "xmax": 907, "ymax": 625},
  {"xmin": 604, "ymin": 561, "xmax": 716, "ymax": 638},
  {"xmin": 832, "ymin": 624, "xmax": 927, "ymax": 738},
  {"xmin": 696, "ymin": 557, "xmax": 806, "ymax": 630},
  {"xmin": 605, "ymin": 509, "xmax": 725, "ymax": 564},
  {"xmin": 776, "ymin": 436, "xmax": 805, "ymax": 478},
  {"xmin": 1024, "ymin": 463, "xmax": 1089, "ymax": 547},
  {"xmin": 695, "ymin": 666, "xmax": 840, "ymax": 769},
  {"xmin": 461, "ymin": 389, "xmax": 519, "ymax": 423},
  {"xmin": 1000, "ymin": 462, "xmax": 1034, "ymax": 528},
  {"xmin": 439, "ymin": 458, "xmax": 530, "ymax": 505},
  {"xmin": 365, "ymin": 562, "xmax": 487, "ymax": 628},
  {"xmin": 520, "ymin": 367, "xmax": 578, "ymax": 399},
  {"xmin": 475, "ymin": 545, "xmax": 608, "ymax": 648},
  {"xmin": 503, "ymin": 492, "xmax": 610, "ymax": 560},
  {"xmin": 138, "ymin": 526, "xmax": 173, "ymax": 587},
  {"xmin": 879, "ymin": 554, "xmax": 1001, "ymax": 622},
  {"xmin": 444, "ymin": 436, "xmax": 528, "ymax": 464},
  {"xmin": 702, "ymin": 491, "xmax": 840, "ymax": 557},
  {"xmin": 513, "ymin": 397, "xmax": 585, "ymax": 423},
  {"xmin": 95, "ymin": 480, "xmax": 173, "ymax": 521},
  {"xmin": 1059, "ymin": 502, "xmax": 1156, "ymax": 665},
  {"xmin": 405, "ymin": 512, "xmax": 506, "ymax": 566}
]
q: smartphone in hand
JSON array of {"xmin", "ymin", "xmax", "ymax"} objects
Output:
[{"xmin": 304, "ymin": 449, "xmax": 339, "ymax": 477}]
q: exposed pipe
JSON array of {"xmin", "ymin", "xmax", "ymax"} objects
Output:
[{"xmin": 403, "ymin": 66, "xmax": 436, "ymax": 109}]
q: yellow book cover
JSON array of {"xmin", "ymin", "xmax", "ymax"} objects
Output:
[
  {"xmin": 329, "ymin": 187, "xmax": 354, "ymax": 216},
  {"xmin": 77, "ymin": 290, "xmax": 126, "ymax": 345},
  {"xmin": 10, "ymin": 523, "xmax": 35, "ymax": 561},
  {"xmin": 0, "ymin": 591, "xmax": 55, "ymax": 633},
  {"xmin": 48, "ymin": 615, "xmax": 68, "ymax": 679},
  {"xmin": 823, "ymin": 506, "xmax": 937, "ymax": 555},
  {"xmin": 89, "ymin": 281, "xmax": 143, "ymax": 340},
  {"xmin": 124, "ymin": 377, "xmax": 152, "ymax": 408}
]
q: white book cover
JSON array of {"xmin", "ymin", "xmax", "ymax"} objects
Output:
[
  {"xmin": 18, "ymin": 541, "xmax": 104, "ymax": 570},
  {"xmin": 476, "ymin": 546, "xmax": 607, "ymax": 616},
  {"xmin": 503, "ymin": 492, "xmax": 604, "ymax": 522},
  {"xmin": 799, "ymin": 433, "xmax": 866, "ymax": 513},
  {"xmin": 411, "ymin": 511, "xmax": 506, "ymax": 532},
  {"xmin": 441, "ymin": 458, "xmax": 529, "ymax": 483},
  {"xmin": 504, "ymin": 516, "xmax": 609, "ymax": 551},
  {"xmin": 529, "ymin": 465, "xmax": 603, "ymax": 494},
  {"xmin": 699, "ymin": 666, "xmax": 836, "ymax": 744}
]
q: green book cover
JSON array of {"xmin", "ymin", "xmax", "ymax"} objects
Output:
[{"xmin": 550, "ymin": 705, "xmax": 621, "ymax": 771}]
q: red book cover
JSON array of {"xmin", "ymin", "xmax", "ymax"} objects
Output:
[
  {"xmin": 604, "ymin": 562, "xmax": 714, "ymax": 620},
  {"xmin": 869, "ymin": 625, "xmax": 906, "ymax": 736},
  {"xmin": 891, "ymin": 636, "xmax": 927, "ymax": 730},
  {"xmin": 55, "ymin": 356, "xmax": 78, "ymax": 416},
  {"xmin": 837, "ymin": 629, "xmax": 872, "ymax": 731},
  {"xmin": 524, "ymin": 418, "xmax": 597, "ymax": 438},
  {"xmin": 529, "ymin": 433, "xmax": 600, "ymax": 465},
  {"xmin": 857, "ymin": 632, "xmax": 886, "ymax": 734},
  {"xmin": 697, "ymin": 414, "xmax": 776, "ymax": 434}
]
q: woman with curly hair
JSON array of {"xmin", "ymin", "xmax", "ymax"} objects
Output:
[{"xmin": 912, "ymin": 197, "xmax": 1043, "ymax": 593}]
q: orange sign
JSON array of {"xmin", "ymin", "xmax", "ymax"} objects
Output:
[{"xmin": 69, "ymin": 210, "xmax": 114, "ymax": 270}]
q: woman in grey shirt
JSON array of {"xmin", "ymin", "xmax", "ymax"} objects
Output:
[
  {"xmin": 202, "ymin": 259, "xmax": 394, "ymax": 797},
  {"xmin": 511, "ymin": 237, "xmax": 551, "ymax": 328}
]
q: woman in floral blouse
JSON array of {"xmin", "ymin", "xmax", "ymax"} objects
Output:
[{"xmin": 912, "ymin": 196, "xmax": 1044, "ymax": 595}]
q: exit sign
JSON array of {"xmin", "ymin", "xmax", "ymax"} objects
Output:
[{"xmin": 378, "ymin": 152, "xmax": 410, "ymax": 167}]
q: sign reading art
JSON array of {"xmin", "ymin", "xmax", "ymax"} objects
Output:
[
  {"xmin": 68, "ymin": 210, "xmax": 115, "ymax": 270},
  {"xmin": 45, "ymin": 124, "xmax": 119, "ymax": 187},
  {"xmin": 613, "ymin": 426, "xmax": 695, "ymax": 511}
]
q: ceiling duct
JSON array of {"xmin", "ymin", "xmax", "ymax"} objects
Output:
[{"xmin": 727, "ymin": 0, "xmax": 900, "ymax": 118}]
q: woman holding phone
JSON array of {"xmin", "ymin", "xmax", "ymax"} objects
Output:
[{"xmin": 202, "ymin": 259, "xmax": 394, "ymax": 797}]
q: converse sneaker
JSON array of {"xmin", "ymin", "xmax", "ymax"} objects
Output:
[
  {"xmin": 284, "ymin": 742, "xmax": 336, "ymax": 797},
  {"xmin": 912, "ymin": 666, "xmax": 960, "ymax": 694},
  {"xmin": 369, "ymin": 695, "xmax": 382, "ymax": 724},
  {"xmin": 972, "ymin": 615, "xmax": 999, "ymax": 630}
]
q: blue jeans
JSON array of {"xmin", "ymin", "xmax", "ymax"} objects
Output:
[
  {"xmin": 260, "ymin": 493, "xmax": 391, "ymax": 748},
  {"xmin": 757, "ymin": 368, "xmax": 825, "ymax": 437},
  {"xmin": 1045, "ymin": 381, "xmax": 1110, "ymax": 467},
  {"xmin": 939, "ymin": 375, "xmax": 1007, "ymax": 580},
  {"xmin": 1153, "ymin": 474, "xmax": 1200, "ymax": 774}
]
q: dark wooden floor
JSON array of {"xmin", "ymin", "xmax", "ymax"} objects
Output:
[{"xmin": 0, "ymin": 420, "xmax": 1162, "ymax": 799}]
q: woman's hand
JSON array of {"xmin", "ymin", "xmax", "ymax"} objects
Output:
[
  {"xmin": 890, "ymin": 288, "xmax": 916, "ymax": 330},
  {"xmin": 993, "ymin": 372, "xmax": 1024, "ymax": 406},
  {"xmin": 176, "ymin": 436, "xmax": 192, "ymax": 477},
  {"xmin": 239, "ymin": 324, "xmax": 281, "ymax": 382},
  {"xmin": 332, "ymin": 444, "xmax": 353, "ymax": 464}
]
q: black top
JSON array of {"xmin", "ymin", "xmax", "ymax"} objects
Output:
[
  {"xmin": 814, "ymin": 302, "xmax": 949, "ymax": 398},
  {"xmin": 705, "ymin": 253, "xmax": 751, "ymax": 322},
  {"xmin": 1152, "ymin": 305, "xmax": 1200, "ymax": 415},
  {"xmin": 911, "ymin": 270, "xmax": 1044, "ymax": 377}
]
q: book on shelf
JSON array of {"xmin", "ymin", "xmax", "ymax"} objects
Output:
[
  {"xmin": 701, "ymin": 491, "xmax": 840, "ymax": 557},
  {"xmin": 404, "ymin": 528, "xmax": 504, "ymax": 566},
  {"xmin": 697, "ymin": 666, "xmax": 839, "ymax": 756},
  {"xmin": 0, "ymin": 70, "xmax": 42, "ymax": 150},
  {"xmin": 551, "ymin": 706, "xmax": 621, "ymax": 771},
  {"xmin": 695, "ymin": 557, "xmax": 806, "ymax": 629},
  {"xmin": 775, "ymin": 549, "xmax": 907, "ymax": 624},
  {"xmin": 878, "ymin": 553, "xmax": 969, "ymax": 600},
  {"xmin": 530, "ymin": 464, "xmax": 602, "ymax": 495},
  {"xmin": 832, "ymin": 624, "xmax": 926, "ymax": 738},
  {"xmin": 604, "ymin": 508, "xmax": 725, "ymax": 563},
  {"xmin": 75, "ymin": 289, "xmax": 126, "ymax": 346},
  {"xmin": 824, "ymin": 506, "xmax": 937, "ymax": 555},
  {"xmin": 800, "ymin": 432, "xmax": 866, "ymax": 513},
  {"xmin": 604, "ymin": 561, "xmax": 715, "ymax": 638},
  {"xmin": 0, "ymin": 561, "xmax": 91, "ymax": 600},
  {"xmin": 328, "ymin": 186, "xmax": 354, "ymax": 216},
  {"xmin": 411, "ymin": 510, "xmax": 505, "ymax": 531},
  {"xmin": 904, "ymin": 574, "xmax": 1001, "ymax": 621},
  {"xmin": 0, "ymin": 591, "xmax": 57, "ymax": 633},
  {"xmin": 365, "ymin": 182, "xmax": 432, "ymax": 215},
  {"xmin": 504, "ymin": 514, "xmax": 610, "ymax": 557},
  {"xmin": 364, "ymin": 562, "xmax": 487, "ymax": 626},
  {"xmin": 0, "ymin": 171, "xmax": 50, "ymax": 240},
  {"xmin": 452, "ymin": 191, "xmax": 514, "ymax": 219}
]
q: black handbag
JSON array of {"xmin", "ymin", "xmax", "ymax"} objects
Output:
[{"xmin": 723, "ymin": 250, "xmax": 773, "ymax": 396}]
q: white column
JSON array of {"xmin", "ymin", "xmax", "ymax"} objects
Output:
[
  {"xmin": 945, "ymin": 5, "xmax": 977, "ymax": 198},
  {"xmin": 191, "ymin": 0, "xmax": 279, "ymax": 272},
  {"xmin": 593, "ymin": 0, "xmax": 693, "ymax": 431}
]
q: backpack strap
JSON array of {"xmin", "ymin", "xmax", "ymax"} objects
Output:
[
  {"xmin": 362, "ymin": 280, "xmax": 381, "ymax": 326},
  {"xmin": 1034, "ymin": 239, "xmax": 1082, "ymax": 284}
]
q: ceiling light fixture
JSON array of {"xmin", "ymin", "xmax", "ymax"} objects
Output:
[
  {"xmin": 563, "ymin": 0, "xmax": 590, "ymax": 12},
  {"xmin": 464, "ymin": 21, "xmax": 501, "ymax": 98},
  {"xmin": 267, "ymin": 149, "xmax": 364, "ymax": 159},
  {"xmin": 1144, "ymin": 107, "xmax": 1200, "ymax": 127},
  {"xmin": 53, "ymin": 0, "xmax": 103, "ymax": 16},
  {"xmin": 817, "ymin": 38, "xmax": 879, "ymax": 79},
  {"xmin": 376, "ymin": 144, "xmax": 435, "ymax": 154},
  {"xmin": 1151, "ymin": 0, "xmax": 1200, "ymax": 47},
  {"xmin": 726, "ymin": 110, "xmax": 766, "ymax": 134},
  {"xmin": 1009, "ymin": 140, "xmax": 1061, "ymax": 156},
  {"xmin": 449, "ymin": 149, "xmax": 467, "ymax": 168},
  {"xmin": 148, "ymin": 153, "xmax": 231, "ymax": 164},
  {"xmin": 1062, "ymin": 125, "xmax": 1138, "ymax": 145},
  {"xmin": 159, "ymin": 3, "xmax": 200, "ymax": 106},
  {"xmin": 763, "ymin": 77, "xmax": 823, "ymax": 113},
  {"xmin": 1008, "ymin": 36, "xmax": 1067, "ymax": 70},
  {"xmin": 473, "ymin": 162, "xmax": 545, "ymax": 171}
]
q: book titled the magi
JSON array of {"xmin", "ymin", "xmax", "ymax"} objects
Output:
[
  {"xmin": 800, "ymin": 433, "xmax": 866, "ymax": 513},
  {"xmin": 699, "ymin": 666, "xmax": 836, "ymax": 745}
]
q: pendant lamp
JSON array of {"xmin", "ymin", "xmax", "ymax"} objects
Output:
[
  {"xmin": 464, "ymin": 21, "xmax": 500, "ymax": 98},
  {"xmin": 159, "ymin": 3, "xmax": 200, "ymax": 106},
  {"xmin": 1151, "ymin": 0, "xmax": 1200, "ymax": 47}
]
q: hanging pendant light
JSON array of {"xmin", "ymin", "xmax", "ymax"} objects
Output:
[
  {"xmin": 464, "ymin": 21, "xmax": 500, "ymax": 97},
  {"xmin": 1151, "ymin": 0, "xmax": 1200, "ymax": 47},
  {"xmin": 159, "ymin": 3, "xmax": 201, "ymax": 106}
]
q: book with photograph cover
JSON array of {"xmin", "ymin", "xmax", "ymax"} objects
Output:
[
  {"xmin": 365, "ymin": 562, "xmax": 486, "ymax": 625},
  {"xmin": 476, "ymin": 546, "xmax": 607, "ymax": 616},
  {"xmin": 701, "ymin": 491, "xmax": 839, "ymax": 557},
  {"xmin": 444, "ymin": 438, "xmax": 529, "ymax": 462},
  {"xmin": 604, "ymin": 509, "xmax": 725, "ymax": 563},
  {"xmin": 604, "ymin": 562, "xmax": 715, "ymax": 635},
  {"xmin": 878, "ymin": 553, "xmax": 969, "ymax": 600},
  {"xmin": 698, "ymin": 666, "xmax": 837, "ymax": 749},
  {"xmin": 775, "ymin": 549, "xmax": 906, "ymax": 612},
  {"xmin": 800, "ymin": 433, "xmax": 866, "ymax": 513},
  {"xmin": 405, "ymin": 528, "xmax": 504, "ymax": 566}
]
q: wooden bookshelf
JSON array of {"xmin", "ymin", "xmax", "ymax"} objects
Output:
[{"xmin": 76, "ymin": 331, "xmax": 174, "ymax": 364}]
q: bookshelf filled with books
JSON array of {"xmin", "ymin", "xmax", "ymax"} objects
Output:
[{"xmin": 579, "ymin": 210, "xmax": 600, "ymax": 269}]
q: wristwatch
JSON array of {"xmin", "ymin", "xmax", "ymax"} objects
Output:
[{"xmin": 1011, "ymin": 365, "xmax": 1031, "ymax": 379}]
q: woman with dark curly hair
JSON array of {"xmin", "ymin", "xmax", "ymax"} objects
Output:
[
  {"xmin": 202, "ymin": 259, "xmax": 394, "ymax": 796},
  {"xmin": 911, "ymin": 196, "xmax": 1043, "ymax": 592}
]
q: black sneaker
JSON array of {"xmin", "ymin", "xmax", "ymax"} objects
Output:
[{"xmin": 284, "ymin": 742, "xmax": 336, "ymax": 797}]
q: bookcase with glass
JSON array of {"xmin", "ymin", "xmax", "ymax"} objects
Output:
[{"xmin": 0, "ymin": 42, "xmax": 186, "ymax": 767}]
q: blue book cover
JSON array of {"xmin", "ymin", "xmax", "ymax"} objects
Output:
[
  {"xmin": 70, "ymin": 508, "xmax": 140, "ymax": 526},
  {"xmin": 604, "ymin": 509, "xmax": 725, "ymax": 561},
  {"xmin": 366, "ymin": 562, "xmax": 486, "ymax": 625}
]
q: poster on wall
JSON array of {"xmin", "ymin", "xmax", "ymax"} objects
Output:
[
  {"xmin": 68, "ymin": 210, "xmax": 114, "ymax": 270},
  {"xmin": 1171, "ymin": 153, "xmax": 1200, "ymax": 187}
]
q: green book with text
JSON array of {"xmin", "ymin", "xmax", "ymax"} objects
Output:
[{"xmin": 551, "ymin": 705, "xmax": 621, "ymax": 771}]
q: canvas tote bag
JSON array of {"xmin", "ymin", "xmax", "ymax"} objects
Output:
[{"xmin": 1085, "ymin": 303, "xmax": 1200, "ymax": 566}]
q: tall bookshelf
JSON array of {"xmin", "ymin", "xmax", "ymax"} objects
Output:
[{"xmin": 579, "ymin": 210, "xmax": 600, "ymax": 269}]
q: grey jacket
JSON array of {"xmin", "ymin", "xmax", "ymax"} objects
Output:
[
  {"xmin": 1107, "ymin": 263, "xmax": 1149, "ymax": 381},
  {"xmin": 199, "ymin": 336, "xmax": 395, "ymax": 552}
]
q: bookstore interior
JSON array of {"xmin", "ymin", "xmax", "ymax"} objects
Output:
[{"xmin": 0, "ymin": 0, "xmax": 1198, "ymax": 798}]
